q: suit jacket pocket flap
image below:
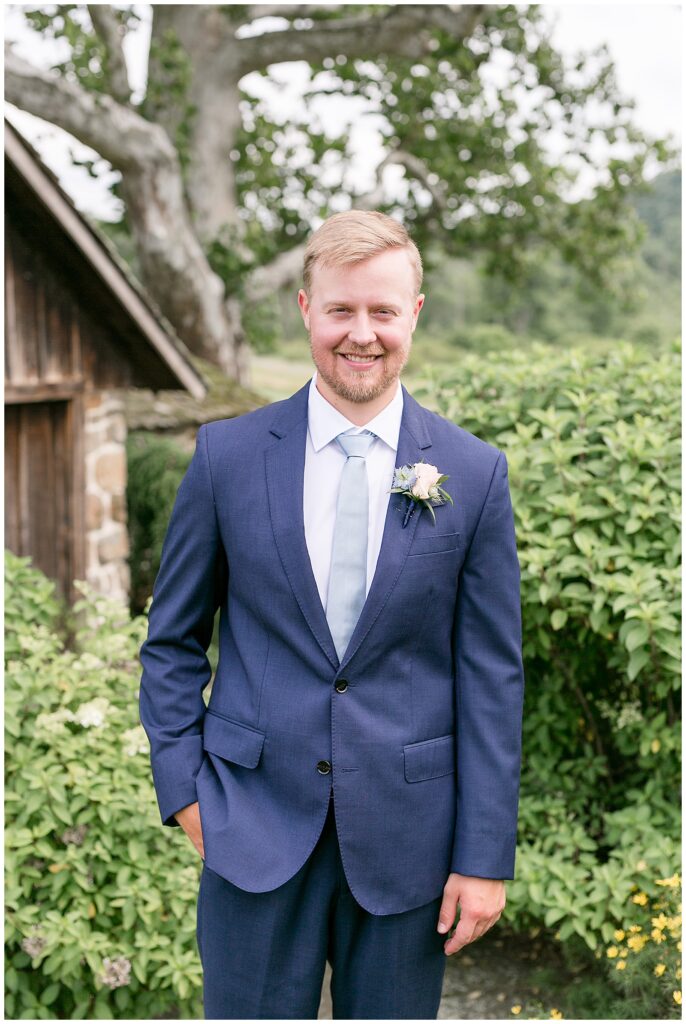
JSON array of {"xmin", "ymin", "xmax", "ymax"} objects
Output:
[
  {"xmin": 408, "ymin": 531, "xmax": 460, "ymax": 556},
  {"xmin": 202, "ymin": 710, "xmax": 265, "ymax": 768},
  {"xmin": 404, "ymin": 733, "xmax": 455, "ymax": 782}
]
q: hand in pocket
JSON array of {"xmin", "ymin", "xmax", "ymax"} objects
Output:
[{"xmin": 175, "ymin": 801, "xmax": 205, "ymax": 860}]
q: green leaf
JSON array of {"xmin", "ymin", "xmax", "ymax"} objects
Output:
[
  {"xmin": 573, "ymin": 529, "xmax": 595, "ymax": 557},
  {"xmin": 40, "ymin": 983, "xmax": 60, "ymax": 1006},
  {"xmin": 625, "ymin": 623, "xmax": 650, "ymax": 652},
  {"xmin": 551, "ymin": 610, "xmax": 568, "ymax": 630},
  {"xmin": 628, "ymin": 648, "xmax": 651, "ymax": 681}
]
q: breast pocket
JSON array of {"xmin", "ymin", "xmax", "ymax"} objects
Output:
[{"xmin": 407, "ymin": 531, "xmax": 460, "ymax": 556}]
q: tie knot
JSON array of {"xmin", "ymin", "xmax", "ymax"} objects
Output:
[{"xmin": 336, "ymin": 428, "xmax": 376, "ymax": 459}]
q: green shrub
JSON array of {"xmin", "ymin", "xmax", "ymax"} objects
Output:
[
  {"xmin": 416, "ymin": 340, "xmax": 681, "ymax": 1012},
  {"xmin": 4, "ymin": 552, "xmax": 63, "ymax": 659},
  {"xmin": 4, "ymin": 552, "xmax": 203, "ymax": 1019},
  {"xmin": 125, "ymin": 432, "xmax": 192, "ymax": 614}
]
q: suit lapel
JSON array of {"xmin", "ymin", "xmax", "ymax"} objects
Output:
[{"xmin": 265, "ymin": 378, "xmax": 433, "ymax": 672}]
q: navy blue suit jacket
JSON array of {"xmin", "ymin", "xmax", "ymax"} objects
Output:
[{"xmin": 139, "ymin": 378, "xmax": 525, "ymax": 915}]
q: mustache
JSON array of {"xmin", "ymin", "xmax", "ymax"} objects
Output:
[{"xmin": 336, "ymin": 350, "xmax": 384, "ymax": 357}]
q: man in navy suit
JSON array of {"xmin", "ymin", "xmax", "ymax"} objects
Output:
[{"xmin": 139, "ymin": 210, "xmax": 525, "ymax": 1019}]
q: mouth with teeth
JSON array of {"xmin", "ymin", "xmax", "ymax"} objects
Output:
[{"xmin": 338, "ymin": 352, "xmax": 383, "ymax": 367}]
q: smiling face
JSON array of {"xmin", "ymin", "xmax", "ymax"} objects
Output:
[{"xmin": 298, "ymin": 247, "xmax": 425, "ymax": 418}]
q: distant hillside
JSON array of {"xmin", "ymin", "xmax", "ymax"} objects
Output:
[{"xmin": 631, "ymin": 169, "xmax": 681, "ymax": 279}]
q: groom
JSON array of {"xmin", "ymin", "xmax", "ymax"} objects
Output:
[{"xmin": 139, "ymin": 210, "xmax": 525, "ymax": 1019}]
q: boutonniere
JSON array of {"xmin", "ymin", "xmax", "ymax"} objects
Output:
[{"xmin": 390, "ymin": 462, "xmax": 454, "ymax": 528}]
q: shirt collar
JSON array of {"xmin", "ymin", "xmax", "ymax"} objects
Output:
[{"xmin": 307, "ymin": 369, "xmax": 404, "ymax": 453}]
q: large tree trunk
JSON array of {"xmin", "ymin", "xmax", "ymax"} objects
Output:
[{"xmin": 147, "ymin": 6, "xmax": 248, "ymax": 245}]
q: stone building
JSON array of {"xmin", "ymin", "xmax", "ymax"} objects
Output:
[{"xmin": 4, "ymin": 118, "xmax": 207, "ymax": 605}]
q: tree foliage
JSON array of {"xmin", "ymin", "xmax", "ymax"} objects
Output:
[{"xmin": 5, "ymin": 4, "xmax": 676, "ymax": 375}]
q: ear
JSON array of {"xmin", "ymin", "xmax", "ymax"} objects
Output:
[
  {"xmin": 297, "ymin": 289, "xmax": 311, "ymax": 330},
  {"xmin": 411, "ymin": 293, "xmax": 425, "ymax": 331}
]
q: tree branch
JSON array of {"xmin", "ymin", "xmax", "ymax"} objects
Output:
[
  {"xmin": 245, "ymin": 243, "xmax": 308, "ymax": 303},
  {"xmin": 243, "ymin": 5, "xmax": 342, "ymax": 24},
  {"xmin": 4, "ymin": 45, "xmax": 169, "ymax": 172},
  {"xmin": 86, "ymin": 4, "xmax": 132, "ymax": 104},
  {"xmin": 245, "ymin": 143, "xmax": 444, "ymax": 301},
  {"xmin": 385, "ymin": 150, "xmax": 449, "ymax": 211},
  {"xmin": 236, "ymin": 5, "xmax": 486, "ymax": 77}
]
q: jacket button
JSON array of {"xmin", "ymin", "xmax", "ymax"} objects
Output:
[
  {"xmin": 335, "ymin": 679, "xmax": 348, "ymax": 693},
  {"xmin": 316, "ymin": 760, "xmax": 331, "ymax": 775}
]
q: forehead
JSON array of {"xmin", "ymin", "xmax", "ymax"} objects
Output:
[{"xmin": 310, "ymin": 248, "xmax": 415, "ymax": 301}]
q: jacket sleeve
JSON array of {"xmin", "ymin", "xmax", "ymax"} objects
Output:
[
  {"xmin": 450, "ymin": 450, "xmax": 525, "ymax": 879},
  {"xmin": 138, "ymin": 423, "xmax": 228, "ymax": 827}
]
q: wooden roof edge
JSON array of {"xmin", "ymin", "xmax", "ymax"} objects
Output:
[{"xmin": 4, "ymin": 118, "xmax": 209, "ymax": 401}]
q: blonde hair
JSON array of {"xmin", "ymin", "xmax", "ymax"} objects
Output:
[{"xmin": 302, "ymin": 210, "xmax": 423, "ymax": 297}]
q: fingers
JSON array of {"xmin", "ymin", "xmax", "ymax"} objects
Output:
[
  {"xmin": 437, "ymin": 884, "xmax": 459, "ymax": 936},
  {"xmin": 443, "ymin": 910, "xmax": 502, "ymax": 956}
]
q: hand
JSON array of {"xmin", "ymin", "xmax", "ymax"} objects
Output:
[
  {"xmin": 175, "ymin": 801, "xmax": 205, "ymax": 860},
  {"xmin": 437, "ymin": 873, "xmax": 506, "ymax": 955}
]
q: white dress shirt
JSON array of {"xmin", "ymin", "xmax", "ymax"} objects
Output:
[{"xmin": 304, "ymin": 370, "xmax": 404, "ymax": 612}]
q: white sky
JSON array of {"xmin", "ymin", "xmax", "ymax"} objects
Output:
[{"xmin": 4, "ymin": 2, "xmax": 682, "ymax": 222}]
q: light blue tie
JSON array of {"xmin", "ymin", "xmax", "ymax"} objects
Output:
[{"xmin": 326, "ymin": 428, "xmax": 376, "ymax": 662}]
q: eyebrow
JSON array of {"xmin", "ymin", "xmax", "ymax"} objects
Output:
[{"xmin": 325, "ymin": 301, "xmax": 401, "ymax": 311}]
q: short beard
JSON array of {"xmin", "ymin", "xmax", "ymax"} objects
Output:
[{"xmin": 310, "ymin": 339, "xmax": 409, "ymax": 404}]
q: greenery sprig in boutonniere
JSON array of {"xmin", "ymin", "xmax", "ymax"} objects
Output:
[{"xmin": 390, "ymin": 462, "xmax": 454, "ymax": 528}]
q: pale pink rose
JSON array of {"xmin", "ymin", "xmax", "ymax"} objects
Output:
[{"xmin": 411, "ymin": 463, "xmax": 442, "ymax": 499}]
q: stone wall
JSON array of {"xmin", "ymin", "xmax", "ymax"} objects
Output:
[{"xmin": 84, "ymin": 390, "xmax": 130, "ymax": 603}]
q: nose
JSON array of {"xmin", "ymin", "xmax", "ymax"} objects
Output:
[{"xmin": 347, "ymin": 314, "xmax": 376, "ymax": 345}]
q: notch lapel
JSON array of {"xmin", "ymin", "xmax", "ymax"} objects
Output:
[{"xmin": 265, "ymin": 380, "xmax": 433, "ymax": 673}]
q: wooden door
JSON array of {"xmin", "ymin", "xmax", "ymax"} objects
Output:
[{"xmin": 4, "ymin": 399, "xmax": 78, "ymax": 602}]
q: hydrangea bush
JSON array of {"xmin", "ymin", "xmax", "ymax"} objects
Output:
[{"xmin": 5, "ymin": 553, "xmax": 204, "ymax": 1019}]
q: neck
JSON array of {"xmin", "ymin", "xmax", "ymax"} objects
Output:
[{"xmin": 315, "ymin": 376, "xmax": 399, "ymax": 426}]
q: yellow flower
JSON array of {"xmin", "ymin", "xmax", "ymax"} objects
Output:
[
  {"xmin": 651, "ymin": 928, "xmax": 666, "ymax": 944},
  {"xmin": 613, "ymin": 929, "xmax": 625, "ymax": 941},
  {"xmin": 650, "ymin": 738, "xmax": 661, "ymax": 753},
  {"xmin": 511, "ymin": 1007, "xmax": 522, "ymax": 1016},
  {"xmin": 676, "ymin": 969, "xmax": 682, "ymax": 981},
  {"xmin": 655, "ymin": 964, "xmax": 667, "ymax": 977},
  {"xmin": 655, "ymin": 874, "xmax": 680, "ymax": 888},
  {"xmin": 606, "ymin": 946, "xmax": 619, "ymax": 958},
  {"xmin": 627, "ymin": 934, "xmax": 648, "ymax": 952},
  {"xmin": 615, "ymin": 960, "xmax": 627, "ymax": 971},
  {"xmin": 628, "ymin": 924, "xmax": 642, "ymax": 933},
  {"xmin": 550, "ymin": 1010, "xmax": 563, "ymax": 1020},
  {"xmin": 632, "ymin": 892, "xmax": 648, "ymax": 906},
  {"xmin": 673, "ymin": 991, "xmax": 682, "ymax": 1006},
  {"xmin": 618, "ymin": 948, "xmax": 628, "ymax": 958},
  {"xmin": 678, "ymin": 940, "xmax": 682, "ymax": 952}
]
